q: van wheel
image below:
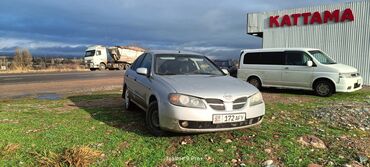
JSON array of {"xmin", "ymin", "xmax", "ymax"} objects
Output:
[
  {"xmin": 314, "ymin": 81, "xmax": 334, "ymax": 97},
  {"xmin": 90, "ymin": 68, "xmax": 96, "ymax": 71},
  {"xmin": 146, "ymin": 101, "xmax": 166, "ymax": 136},
  {"xmin": 99, "ymin": 63, "xmax": 106, "ymax": 71},
  {"xmin": 248, "ymin": 77, "xmax": 262, "ymax": 89}
]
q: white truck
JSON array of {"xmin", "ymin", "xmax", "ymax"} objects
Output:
[{"xmin": 84, "ymin": 45, "xmax": 145, "ymax": 71}]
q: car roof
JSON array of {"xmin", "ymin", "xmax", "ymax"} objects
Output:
[
  {"xmin": 147, "ymin": 50, "xmax": 203, "ymax": 56},
  {"xmin": 241, "ymin": 48, "xmax": 320, "ymax": 53}
]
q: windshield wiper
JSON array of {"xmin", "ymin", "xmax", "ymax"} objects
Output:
[{"xmin": 158, "ymin": 72, "xmax": 177, "ymax": 75}]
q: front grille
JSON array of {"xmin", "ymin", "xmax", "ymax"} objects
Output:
[
  {"xmin": 206, "ymin": 98, "xmax": 225, "ymax": 110},
  {"xmin": 179, "ymin": 116, "xmax": 263, "ymax": 129},
  {"xmin": 206, "ymin": 97, "xmax": 248, "ymax": 111}
]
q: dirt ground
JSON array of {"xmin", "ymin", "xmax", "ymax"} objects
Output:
[{"xmin": 0, "ymin": 77, "xmax": 123, "ymax": 98}]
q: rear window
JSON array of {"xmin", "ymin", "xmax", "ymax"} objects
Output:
[{"xmin": 243, "ymin": 52, "xmax": 284, "ymax": 65}]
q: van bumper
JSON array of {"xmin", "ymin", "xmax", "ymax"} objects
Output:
[{"xmin": 336, "ymin": 77, "xmax": 363, "ymax": 92}]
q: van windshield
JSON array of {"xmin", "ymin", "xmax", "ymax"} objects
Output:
[
  {"xmin": 308, "ymin": 50, "xmax": 336, "ymax": 64},
  {"xmin": 85, "ymin": 50, "xmax": 95, "ymax": 57}
]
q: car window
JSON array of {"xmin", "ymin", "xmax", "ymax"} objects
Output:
[
  {"xmin": 243, "ymin": 52, "xmax": 284, "ymax": 65},
  {"xmin": 131, "ymin": 53, "xmax": 146, "ymax": 70},
  {"xmin": 286, "ymin": 51, "xmax": 311, "ymax": 66},
  {"xmin": 140, "ymin": 54, "xmax": 152, "ymax": 73}
]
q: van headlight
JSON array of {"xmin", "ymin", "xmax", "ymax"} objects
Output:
[
  {"xmin": 339, "ymin": 73, "xmax": 352, "ymax": 78},
  {"xmin": 169, "ymin": 93, "xmax": 206, "ymax": 109},
  {"xmin": 249, "ymin": 92, "xmax": 263, "ymax": 106}
]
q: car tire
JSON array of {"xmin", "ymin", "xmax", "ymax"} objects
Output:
[
  {"xmin": 90, "ymin": 68, "xmax": 96, "ymax": 71},
  {"xmin": 314, "ymin": 80, "xmax": 334, "ymax": 97},
  {"xmin": 146, "ymin": 101, "xmax": 166, "ymax": 136},
  {"xmin": 248, "ymin": 77, "xmax": 262, "ymax": 89},
  {"xmin": 99, "ymin": 63, "xmax": 106, "ymax": 71},
  {"xmin": 124, "ymin": 87, "xmax": 134, "ymax": 111}
]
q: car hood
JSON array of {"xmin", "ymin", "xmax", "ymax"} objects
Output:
[
  {"xmin": 158, "ymin": 75, "xmax": 258, "ymax": 100},
  {"xmin": 325, "ymin": 63, "xmax": 358, "ymax": 73}
]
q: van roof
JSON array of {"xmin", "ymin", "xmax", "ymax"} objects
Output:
[{"xmin": 241, "ymin": 48, "xmax": 320, "ymax": 53}]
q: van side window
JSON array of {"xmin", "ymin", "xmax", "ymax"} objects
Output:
[
  {"xmin": 97, "ymin": 51, "xmax": 101, "ymax": 55},
  {"xmin": 286, "ymin": 51, "xmax": 311, "ymax": 66},
  {"xmin": 243, "ymin": 52, "xmax": 284, "ymax": 65}
]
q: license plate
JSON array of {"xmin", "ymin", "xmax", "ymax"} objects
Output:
[{"xmin": 213, "ymin": 113, "xmax": 246, "ymax": 124}]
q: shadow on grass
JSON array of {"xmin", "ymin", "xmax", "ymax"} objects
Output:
[
  {"xmin": 68, "ymin": 93, "xmax": 192, "ymax": 137},
  {"xmin": 68, "ymin": 93, "xmax": 154, "ymax": 137}
]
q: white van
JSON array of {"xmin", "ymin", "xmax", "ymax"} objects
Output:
[{"xmin": 238, "ymin": 48, "xmax": 363, "ymax": 97}]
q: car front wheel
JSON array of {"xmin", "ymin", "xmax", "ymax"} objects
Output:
[{"xmin": 146, "ymin": 101, "xmax": 166, "ymax": 136}]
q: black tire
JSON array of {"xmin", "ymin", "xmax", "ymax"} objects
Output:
[
  {"xmin": 99, "ymin": 63, "xmax": 106, "ymax": 71},
  {"xmin": 123, "ymin": 87, "xmax": 134, "ymax": 111},
  {"xmin": 90, "ymin": 68, "xmax": 96, "ymax": 71},
  {"xmin": 247, "ymin": 77, "xmax": 262, "ymax": 89},
  {"xmin": 314, "ymin": 80, "xmax": 334, "ymax": 97},
  {"xmin": 146, "ymin": 101, "xmax": 166, "ymax": 136}
]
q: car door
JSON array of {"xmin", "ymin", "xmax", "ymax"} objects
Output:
[
  {"xmin": 125, "ymin": 54, "xmax": 145, "ymax": 103},
  {"xmin": 134, "ymin": 53, "xmax": 153, "ymax": 109},
  {"xmin": 281, "ymin": 51, "xmax": 314, "ymax": 88}
]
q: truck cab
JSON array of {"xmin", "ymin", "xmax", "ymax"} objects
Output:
[{"xmin": 84, "ymin": 45, "xmax": 108, "ymax": 71}]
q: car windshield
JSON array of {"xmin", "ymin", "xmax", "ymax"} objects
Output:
[
  {"xmin": 85, "ymin": 50, "xmax": 95, "ymax": 57},
  {"xmin": 155, "ymin": 54, "xmax": 224, "ymax": 76},
  {"xmin": 308, "ymin": 50, "xmax": 336, "ymax": 64}
]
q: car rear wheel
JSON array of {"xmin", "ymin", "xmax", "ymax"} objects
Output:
[
  {"xmin": 248, "ymin": 77, "xmax": 262, "ymax": 89},
  {"xmin": 146, "ymin": 101, "xmax": 166, "ymax": 136}
]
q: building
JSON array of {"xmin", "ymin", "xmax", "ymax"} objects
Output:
[
  {"xmin": 0, "ymin": 56, "xmax": 12, "ymax": 70},
  {"xmin": 247, "ymin": 0, "xmax": 370, "ymax": 85}
]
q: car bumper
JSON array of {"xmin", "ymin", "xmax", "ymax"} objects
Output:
[
  {"xmin": 336, "ymin": 76, "xmax": 363, "ymax": 92},
  {"xmin": 158, "ymin": 101, "xmax": 265, "ymax": 133}
]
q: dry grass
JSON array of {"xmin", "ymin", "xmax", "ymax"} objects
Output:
[
  {"xmin": 34, "ymin": 146, "xmax": 103, "ymax": 167},
  {"xmin": 0, "ymin": 67, "xmax": 88, "ymax": 74},
  {"xmin": 0, "ymin": 143, "xmax": 21, "ymax": 155}
]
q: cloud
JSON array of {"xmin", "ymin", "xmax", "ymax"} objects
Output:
[{"xmin": 0, "ymin": 0, "xmax": 358, "ymax": 57}]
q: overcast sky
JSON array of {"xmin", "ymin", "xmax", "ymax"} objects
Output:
[{"xmin": 0, "ymin": 0, "xmax": 356, "ymax": 58}]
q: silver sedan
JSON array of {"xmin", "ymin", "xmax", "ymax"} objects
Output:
[{"xmin": 123, "ymin": 50, "xmax": 265, "ymax": 136}]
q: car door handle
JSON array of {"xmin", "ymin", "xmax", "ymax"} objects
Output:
[{"xmin": 284, "ymin": 67, "xmax": 289, "ymax": 70}]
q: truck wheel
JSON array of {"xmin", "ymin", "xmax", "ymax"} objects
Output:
[
  {"xmin": 99, "ymin": 63, "xmax": 106, "ymax": 71},
  {"xmin": 314, "ymin": 81, "xmax": 334, "ymax": 97},
  {"xmin": 124, "ymin": 64, "xmax": 130, "ymax": 70},
  {"xmin": 118, "ymin": 64, "xmax": 125, "ymax": 70},
  {"xmin": 248, "ymin": 77, "xmax": 262, "ymax": 89},
  {"xmin": 146, "ymin": 101, "xmax": 166, "ymax": 136}
]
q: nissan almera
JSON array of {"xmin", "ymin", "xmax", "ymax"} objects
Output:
[{"xmin": 123, "ymin": 50, "xmax": 265, "ymax": 136}]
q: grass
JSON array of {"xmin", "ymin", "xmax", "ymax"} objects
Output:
[{"xmin": 0, "ymin": 88, "xmax": 369, "ymax": 166}]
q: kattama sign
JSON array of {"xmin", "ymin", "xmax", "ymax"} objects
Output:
[{"xmin": 269, "ymin": 8, "xmax": 354, "ymax": 28}]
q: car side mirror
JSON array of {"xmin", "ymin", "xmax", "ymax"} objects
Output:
[
  {"xmin": 136, "ymin": 67, "xmax": 148, "ymax": 76},
  {"xmin": 222, "ymin": 69, "xmax": 229, "ymax": 75},
  {"xmin": 306, "ymin": 61, "xmax": 313, "ymax": 67}
]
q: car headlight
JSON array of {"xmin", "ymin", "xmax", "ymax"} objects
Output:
[
  {"xmin": 169, "ymin": 93, "xmax": 206, "ymax": 109},
  {"xmin": 249, "ymin": 92, "xmax": 263, "ymax": 106}
]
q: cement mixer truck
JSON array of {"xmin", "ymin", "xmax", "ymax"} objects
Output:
[{"xmin": 84, "ymin": 45, "xmax": 145, "ymax": 71}]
